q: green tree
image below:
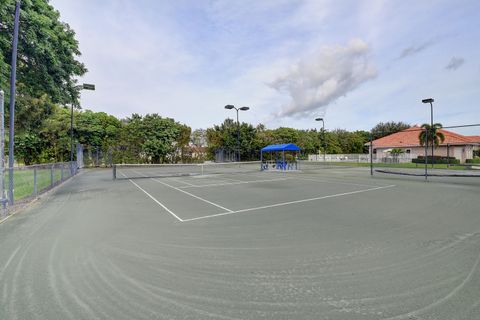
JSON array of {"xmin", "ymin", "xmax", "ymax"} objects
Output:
[
  {"xmin": 14, "ymin": 132, "xmax": 43, "ymax": 165},
  {"xmin": 39, "ymin": 105, "xmax": 71, "ymax": 162},
  {"xmin": 0, "ymin": 0, "xmax": 87, "ymax": 104},
  {"xmin": 116, "ymin": 114, "xmax": 187, "ymax": 163},
  {"xmin": 371, "ymin": 121, "xmax": 410, "ymax": 139}
]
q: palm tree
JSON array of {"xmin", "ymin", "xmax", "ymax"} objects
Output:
[
  {"xmin": 418, "ymin": 123, "xmax": 445, "ymax": 166},
  {"xmin": 389, "ymin": 148, "xmax": 405, "ymax": 163},
  {"xmin": 390, "ymin": 148, "xmax": 405, "ymax": 155}
]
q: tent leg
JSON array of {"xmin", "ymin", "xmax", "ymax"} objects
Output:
[{"xmin": 260, "ymin": 151, "xmax": 263, "ymax": 170}]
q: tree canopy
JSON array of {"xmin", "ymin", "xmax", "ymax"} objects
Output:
[
  {"xmin": 0, "ymin": 0, "xmax": 87, "ymax": 104},
  {"xmin": 371, "ymin": 121, "xmax": 410, "ymax": 139}
]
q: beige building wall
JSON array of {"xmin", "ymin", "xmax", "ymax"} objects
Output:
[{"xmin": 374, "ymin": 145, "xmax": 477, "ymax": 163}]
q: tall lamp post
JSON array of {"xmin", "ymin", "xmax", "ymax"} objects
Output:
[
  {"xmin": 422, "ymin": 98, "xmax": 434, "ymax": 165},
  {"xmin": 315, "ymin": 117, "xmax": 326, "ymax": 162},
  {"xmin": 72, "ymin": 83, "xmax": 95, "ymax": 174},
  {"xmin": 224, "ymin": 105, "xmax": 249, "ymax": 162}
]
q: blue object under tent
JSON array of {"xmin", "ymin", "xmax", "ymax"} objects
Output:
[{"xmin": 260, "ymin": 143, "xmax": 301, "ymax": 171}]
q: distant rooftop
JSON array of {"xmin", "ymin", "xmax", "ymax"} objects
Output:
[{"xmin": 370, "ymin": 126, "xmax": 480, "ymax": 148}]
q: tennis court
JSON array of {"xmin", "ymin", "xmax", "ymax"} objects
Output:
[
  {"xmin": 1, "ymin": 164, "xmax": 479, "ymax": 319},
  {"xmin": 114, "ymin": 163, "xmax": 396, "ymax": 223}
]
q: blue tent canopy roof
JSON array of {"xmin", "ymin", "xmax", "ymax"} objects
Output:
[{"xmin": 261, "ymin": 143, "xmax": 301, "ymax": 152}]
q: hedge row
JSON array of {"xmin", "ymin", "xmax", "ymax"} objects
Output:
[
  {"xmin": 412, "ymin": 156, "xmax": 460, "ymax": 164},
  {"xmin": 466, "ymin": 158, "xmax": 480, "ymax": 164}
]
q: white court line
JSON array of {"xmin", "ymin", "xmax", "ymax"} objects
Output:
[
  {"xmin": 121, "ymin": 173, "xmax": 183, "ymax": 222},
  {"xmin": 181, "ymin": 185, "xmax": 396, "ymax": 223},
  {"xmin": 292, "ymin": 176, "xmax": 381, "ymax": 188},
  {"xmin": 151, "ymin": 178, "xmax": 234, "ymax": 213},
  {"xmin": 130, "ymin": 169, "xmax": 234, "ymax": 213},
  {"xmin": 168, "ymin": 178, "xmax": 197, "ymax": 187},
  {"xmin": 178, "ymin": 177, "xmax": 290, "ymax": 189},
  {"xmin": 0, "ymin": 214, "xmax": 11, "ymax": 225},
  {"xmin": 215, "ymin": 176, "xmax": 245, "ymax": 183}
]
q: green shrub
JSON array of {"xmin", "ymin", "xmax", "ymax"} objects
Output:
[
  {"xmin": 412, "ymin": 156, "xmax": 460, "ymax": 164},
  {"xmin": 466, "ymin": 158, "xmax": 480, "ymax": 164}
]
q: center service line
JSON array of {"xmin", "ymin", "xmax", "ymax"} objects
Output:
[
  {"xmin": 181, "ymin": 184, "xmax": 396, "ymax": 223},
  {"xmin": 121, "ymin": 172, "xmax": 183, "ymax": 222},
  {"xmin": 152, "ymin": 178, "xmax": 234, "ymax": 213}
]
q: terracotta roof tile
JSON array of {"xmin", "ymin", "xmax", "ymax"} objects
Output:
[{"xmin": 370, "ymin": 126, "xmax": 480, "ymax": 148}]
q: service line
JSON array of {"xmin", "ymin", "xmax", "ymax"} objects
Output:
[
  {"xmin": 151, "ymin": 178, "xmax": 234, "ymax": 213},
  {"xmin": 177, "ymin": 177, "xmax": 290, "ymax": 189},
  {"xmin": 181, "ymin": 185, "xmax": 396, "ymax": 223}
]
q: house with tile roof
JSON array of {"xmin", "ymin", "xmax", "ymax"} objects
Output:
[{"xmin": 368, "ymin": 126, "xmax": 480, "ymax": 163}]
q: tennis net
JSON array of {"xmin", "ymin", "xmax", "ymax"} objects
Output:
[{"xmin": 113, "ymin": 161, "xmax": 262, "ymax": 179}]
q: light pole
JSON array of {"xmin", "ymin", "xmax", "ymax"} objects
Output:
[
  {"xmin": 7, "ymin": 1, "xmax": 21, "ymax": 206},
  {"xmin": 225, "ymin": 105, "xmax": 249, "ymax": 162},
  {"xmin": 315, "ymin": 117, "xmax": 326, "ymax": 162},
  {"xmin": 422, "ymin": 98, "xmax": 434, "ymax": 166},
  {"xmin": 72, "ymin": 83, "xmax": 95, "ymax": 174}
]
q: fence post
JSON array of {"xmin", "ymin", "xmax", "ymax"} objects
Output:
[
  {"xmin": 61, "ymin": 163, "xmax": 64, "ymax": 181},
  {"xmin": 113, "ymin": 165, "xmax": 116, "ymax": 180},
  {"xmin": 0, "ymin": 90, "xmax": 7, "ymax": 215},
  {"xmin": 50, "ymin": 164, "xmax": 54, "ymax": 187},
  {"xmin": 370, "ymin": 132, "xmax": 373, "ymax": 176},
  {"xmin": 33, "ymin": 166, "xmax": 37, "ymax": 195},
  {"xmin": 447, "ymin": 144, "xmax": 450, "ymax": 168}
]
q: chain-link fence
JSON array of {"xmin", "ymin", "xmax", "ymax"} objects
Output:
[
  {"xmin": 81, "ymin": 146, "xmax": 113, "ymax": 167},
  {"xmin": 0, "ymin": 162, "xmax": 78, "ymax": 216}
]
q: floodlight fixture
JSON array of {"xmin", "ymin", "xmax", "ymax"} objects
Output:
[
  {"xmin": 82, "ymin": 83, "xmax": 96, "ymax": 91},
  {"xmin": 224, "ymin": 104, "xmax": 250, "ymax": 161},
  {"xmin": 421, "ymin": 97, "xmax": 435, "ymax": 165}
]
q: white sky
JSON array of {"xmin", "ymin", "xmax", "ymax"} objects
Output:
[{"xmin": 50, "ymin": 0, "xmax": 480, "ymax": 134}]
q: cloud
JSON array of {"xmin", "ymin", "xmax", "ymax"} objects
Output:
[
  {"xmin": 270, "ymin": 39, "xmax": 377, "ymax": 118},
  {"xmin": 445, "ymin": 57, "xmax": 465, "ymax": 70},
  {"xmin": 398, "ymin": 40, "xmax": 435, "ymax": 59}
]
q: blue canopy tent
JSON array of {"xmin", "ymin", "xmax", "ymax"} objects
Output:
[{"xmin": 260, "ymin": 143, "xmax": 301, "ymax": 171}]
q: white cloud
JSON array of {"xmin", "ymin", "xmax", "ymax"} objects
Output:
[
  {"xmin": 49, "ymin": 0, "xmax": 480, "ymax": 131},
  {"xmin": 270, "ymin": 39, "xmax": 377, "ymax": 118}
]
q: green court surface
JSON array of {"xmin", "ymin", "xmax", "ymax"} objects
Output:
[{"xmin": 0, "ymin": 167, "xmax": 479, "ymax": 319}]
